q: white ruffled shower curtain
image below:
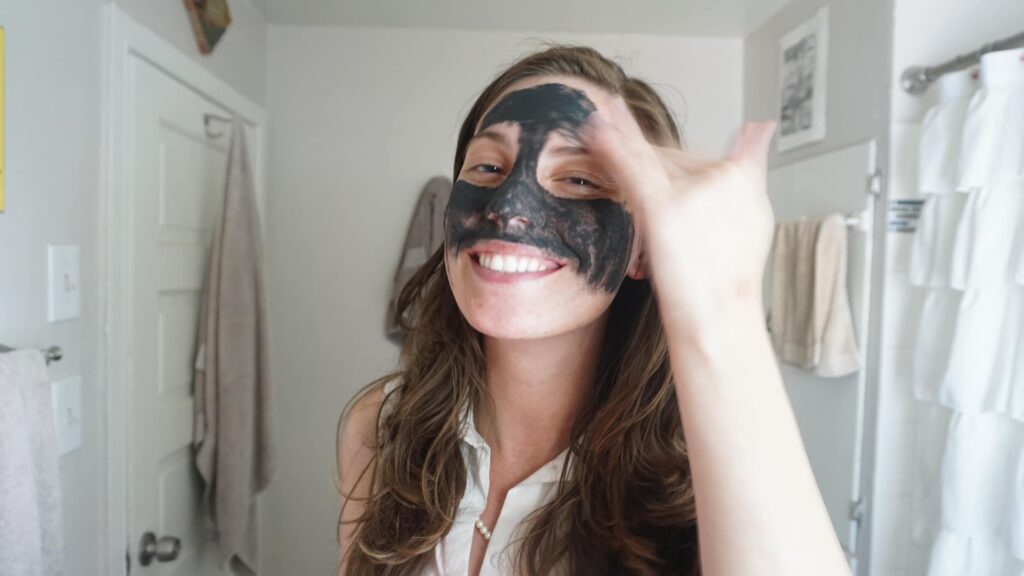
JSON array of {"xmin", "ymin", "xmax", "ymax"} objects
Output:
[{"xmin": 907, "ymin": 48, "xmax": 1024, "ymax": 575}]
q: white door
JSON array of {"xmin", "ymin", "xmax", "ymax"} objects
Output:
[
  {"xmin": 124, "ymin": 53, "xmax": 259, "ymax": 575},
  {"xmin": 764, "ymin": 141, "xmax": 878, "ymax": 573}
]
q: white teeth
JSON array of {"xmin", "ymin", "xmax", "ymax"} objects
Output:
[{"xmin": 476, "ymin": 253, "xmax": 554, "ymax": 274}]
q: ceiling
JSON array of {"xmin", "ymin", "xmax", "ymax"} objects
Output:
[{"xmin": 247, "ymin": 0, "xmax": 791, "ymax": 37}]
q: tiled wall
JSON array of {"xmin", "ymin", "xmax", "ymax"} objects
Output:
[
  {"xmin": 870, "ymin": 1, "xmax": 1023, "ymax": 572},
  {"xmin": 870, "ymin": 123, "xmax": 926, "ymax": 575}
]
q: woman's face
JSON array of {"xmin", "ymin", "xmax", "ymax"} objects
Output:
[{"xmin": 443, "ymin": 75, "xmax": 646, "ymax": 340}]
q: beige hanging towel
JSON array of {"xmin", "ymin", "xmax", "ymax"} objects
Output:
[
  {"xmin": 768, "ymin": 213, "xmax": 860, "ymax": 377},
  {"xmin": 386, "ymin": 175, "xmax": 451, "ymax": 343},
  {"xmin": 193, "ymin": 116, "xmax": 276, "ymax": 575}
]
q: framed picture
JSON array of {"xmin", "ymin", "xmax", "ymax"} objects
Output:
[
  {"xmin": 183, "ymin": 0, "xmax": 232, "ymax": 55},
  {"xmin": 777, "ymin": 5, "xmax": 829, "ymax": 152}
]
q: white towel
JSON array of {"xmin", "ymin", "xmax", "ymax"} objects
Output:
[
  {"xmin": 193, "ymin": 116, "xmax": 276, "ymax": 575},
  {"xmin": 768, "ymin": 213, "xmax": 860, "ymax": 377},
  {"xmin": 0, "ymin": 348, "xmax": 63, "ymax": 576}
]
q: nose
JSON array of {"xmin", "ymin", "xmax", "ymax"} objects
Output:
[
  {"xmin": 486, "ymin": 211, "xmax": 529, "ymax": 231},
  {"xmin": 482, "ymin": 176, "xmax": 537, "ymax": 233}
]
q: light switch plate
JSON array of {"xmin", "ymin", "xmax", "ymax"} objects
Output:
[
  {"xmin": 51, "ymin": 375, "xmax": 82, "ymax": 456},
  {"xmin": 48, "ymin": 245, "xmax": 81, "ymax": 322}
]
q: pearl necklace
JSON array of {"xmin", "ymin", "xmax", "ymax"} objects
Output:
[{"xmin": 474, "ymin": 517, "xmax": 492, "ymax": 541}]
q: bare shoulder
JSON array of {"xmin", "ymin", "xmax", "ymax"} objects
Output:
[
  {"xmin": 338, "ymin": 377, "xmax": 394, "ymax": 574},
  {"xmin": 340, "ymin": 379, "xmax": 389, "ymax": 463}
]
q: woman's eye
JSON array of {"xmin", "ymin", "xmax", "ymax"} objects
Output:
[
  {"xmin": 561, "ymin": 175, "xmax": 601, "ymax": 190},
  {"xmin": 471, "ymin": 164, "xmax": 504, "ymax": 175}
]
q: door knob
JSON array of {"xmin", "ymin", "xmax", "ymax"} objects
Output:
[{"xmin": 138, "ymin": 531, "xmax": 181, "ymax": 565}]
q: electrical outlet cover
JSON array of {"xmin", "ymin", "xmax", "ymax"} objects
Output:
[
  {"xmin": 48, "ymin": 245, "xmax": 81, "ymax": 322},
  {"xmin": 51, "ymin": 375, "xmax": 83, "ymax": 456}
]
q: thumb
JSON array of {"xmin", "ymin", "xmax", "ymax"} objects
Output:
[{"xmin": 725, "ymin": 121, "xmax": 776, "ymax": 167}]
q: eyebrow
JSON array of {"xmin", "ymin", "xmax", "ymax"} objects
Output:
[
  {"xmin": 548, "ymin": 144, "xmax": 589, "ymax": 157},
  {"xmin": 467, "ymin": 127, "xmax": 590, "ymax": 156},
  {"xmin": 468, "ymin": 129, "xmax": 512, "ymax": 148},
  {"xmin": 548, "ymin": 129, "xmax": 589, "ymax": 157}
]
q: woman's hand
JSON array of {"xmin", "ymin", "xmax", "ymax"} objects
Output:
[{"xmin": 580, "ymin": 97, "xmax": 777, "ymax": 339}]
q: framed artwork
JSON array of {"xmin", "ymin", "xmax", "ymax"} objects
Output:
[
  {"xmin": 777, "ymin": 5, "xmax": 829, "ymax": 152},
  {"xmin": 183, "ymin": 0, "xmax": 232, "ymax": 55}
]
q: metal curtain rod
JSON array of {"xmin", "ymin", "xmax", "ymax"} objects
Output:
[
  {"xmin": 0, "ymin": 343, "xmax": 63, "ymax": 365},
  {"xmin": 901, "ymin": 29, "xmax": 1024, "ymax": 94}
]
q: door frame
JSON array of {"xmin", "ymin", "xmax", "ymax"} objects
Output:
[
  {"xmin": 766, "ymin": 139, "xmax": 881, "ymax": 575},
  {"xmin": 99, "ymin": 6, "xmax": 267, "ymax": 574}
]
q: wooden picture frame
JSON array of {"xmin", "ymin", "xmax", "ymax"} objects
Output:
[{"xmin": 183, "ymin": 0, "xmax": 232, "ymax": 55}]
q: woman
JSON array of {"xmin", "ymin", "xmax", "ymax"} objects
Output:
[{"xmin": 337, "ymin": 44, "xmax": 850, "ymax": 575}]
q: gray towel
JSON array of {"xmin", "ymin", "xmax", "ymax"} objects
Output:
[
  {"xmin": 193, "ymin": 116, "xmax": 276, "ymax": 575},
  {"xmin": 385, "ymin": 176, "xmax": 451, "ymax": 343},
  {"xmin": 0, "ymin": 348, "xmax": 63, "ymax": 576}
]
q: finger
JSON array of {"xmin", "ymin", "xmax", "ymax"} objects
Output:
[
  {"xmin": 583, "ymin": 95, "xmax": 646, "ymax": 142},
  {"xmin": 724, "ymin": 121, "xmax": 776, "ymax": 168},
  {"xmin": 606, "ymin": 97, "xmax": 648, "ymax": 141},
  {"xmin": 653, "ymin": 145, "xmax": 717, "ymax": 172},
  {"xmin": 579, "ymin": 108, "xmax": 670, "ymax": 211},
  {"xmin": 600, "ymin": 97, "xmax": 719, "ymax": 174}
]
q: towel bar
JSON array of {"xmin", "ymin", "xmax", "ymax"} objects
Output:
[
  {"xmin": 0, "ymin": 343, "xmax": 63, "ymax": 365},
  {"xmin": 787, "ymin": 212, "xmax": 869, "ymax": 231}
]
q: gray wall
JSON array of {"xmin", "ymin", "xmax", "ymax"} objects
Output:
[
  {"xmin": 743, "ymin": 1, "xmax": 893, "ymax": 572},
  {"xmin": 0, "ymin": 2, "xmax": 266, "ymax": 574},
  {"xmin": 744, "ymin": 0, "xmax": 893, "ymax": 170}
]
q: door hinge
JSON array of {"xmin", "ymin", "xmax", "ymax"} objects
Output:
[
  {"xmin": 843, "ymin": 497, "xmax": 865, "ymax": 557},
  {"xmin": 867, "ymin": 168, "xmax": 883, "ymax": 196},
  {"xmin": 850, "ymin": 497, "xmax": 865, "ymax": 523}
]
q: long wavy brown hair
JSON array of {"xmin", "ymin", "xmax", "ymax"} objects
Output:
[{"xmin": 338, "ymin": 43, "xmax": 700, "ymax": 575}]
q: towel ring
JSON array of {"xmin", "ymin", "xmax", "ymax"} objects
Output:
[{"xmin": 0, "ymin": 343, "xmax": 63, "ymax": 365}]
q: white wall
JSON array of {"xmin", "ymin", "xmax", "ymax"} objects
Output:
[
  {"xmin": 0, "ymin": 2, "xmax": 266, "ymax": 574},
  {"xmin": 0, "ymin": 3, "xmax": 105, "ymax": 573},
  {"xmin": 263, "ymin": 25, "xmax": 742, "ymax": 575},
  {"xmin": 113, "ymin": 0, "xmax": 268, "ymax": 105},
  {"xmin": 876, "ymin": 1, "xmax": 1024, "ymax": 575}
]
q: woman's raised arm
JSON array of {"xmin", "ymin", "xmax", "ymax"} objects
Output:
[{"xmin": 581, "ymin": 105, "xmax": 851, "ymax": 575}]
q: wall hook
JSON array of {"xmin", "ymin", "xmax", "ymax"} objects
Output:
[{"xmin": 203, "ymin": 113, "xmax": 232, "ymax": 138}]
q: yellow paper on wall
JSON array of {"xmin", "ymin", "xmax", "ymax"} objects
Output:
[{"xmin": 0, "ymin": 27, "xmax": 5, "ymax": 212}]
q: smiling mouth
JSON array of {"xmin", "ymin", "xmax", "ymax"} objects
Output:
[{"xmin": 471, "ymin": 252, "xmax": 565, "ymax": 274}]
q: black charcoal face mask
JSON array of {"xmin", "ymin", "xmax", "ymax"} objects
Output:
[{"xmin": 444, "ymin": 82, "xmax": 634, "ymax": 293}]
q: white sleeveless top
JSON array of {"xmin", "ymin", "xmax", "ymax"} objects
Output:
[{"xmin": 379, "ymin": 378, "xmax": 570, "ymax": 574}]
